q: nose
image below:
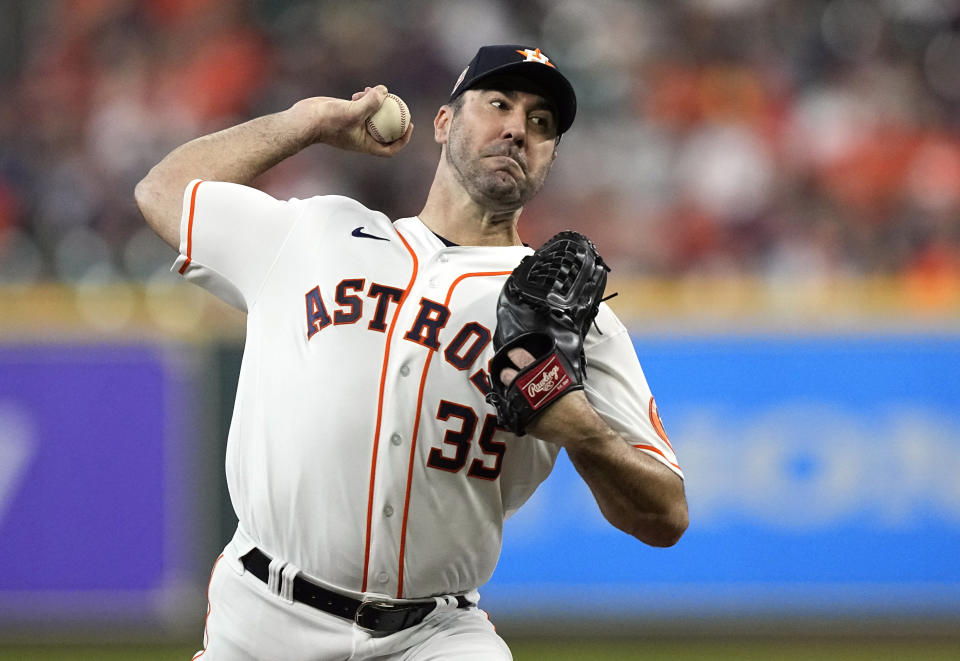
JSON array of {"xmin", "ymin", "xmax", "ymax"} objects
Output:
[{"xmin": 500, "ymin": 108, "xmax": 526, "ymax": 146}]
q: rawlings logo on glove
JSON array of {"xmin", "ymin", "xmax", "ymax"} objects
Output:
[
  {"xmin": 486, "ymin": 231, "xmax": 611, "ymax": 435},
  {"xmin": 517, "ymin": 357, "xmax": 570, "ymax": 407}
]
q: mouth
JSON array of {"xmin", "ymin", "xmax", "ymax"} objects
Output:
[{"xmin": 487, "ymin": 154, "xmax": 525, "ymax": 179}]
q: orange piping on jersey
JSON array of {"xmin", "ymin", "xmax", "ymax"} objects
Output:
[
  {"xmin": 191, "ymin": 552, "xmax": 223, "ymax": 660},
  {"xmin": 396, "ymin": 270, "xmax": 512, "ymax": 598},
  {"xmin": 178, "ymin": 180, "xmax": 203, "ymax": 275},
  {"xmin": 361, "ymin": 229, "xmax": 418, "ymax": 594},
  {"xmin": 648, "ymin": 396, "xmax": 675, "ymax": 452},
  {"xmin": 631, "ymin": 443, "xmax": 682, "ymax": 471}
]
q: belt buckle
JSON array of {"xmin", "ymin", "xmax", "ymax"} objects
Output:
[
  {"xmin": 355, "ymin": 597, "xmax": 435, "ymax": 637},
  {"xmin": 354, "ymin": 598, "xmax": 402, "ymax": 636}
]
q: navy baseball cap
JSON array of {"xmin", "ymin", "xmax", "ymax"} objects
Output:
[{"xmin": 449, "ymin": 44, "xmax": 577, "ymax": 134}]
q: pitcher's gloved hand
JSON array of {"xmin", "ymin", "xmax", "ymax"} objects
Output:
[{"xmin": 486, "ymin": 231, "xmax": 611, "ymax": 435}]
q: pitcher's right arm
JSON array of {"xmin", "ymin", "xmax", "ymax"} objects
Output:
[{"xmin": 135, "ymin": 85, "xmax": 412, "ymax": 249}]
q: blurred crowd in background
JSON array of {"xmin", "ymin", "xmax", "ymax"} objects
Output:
[{"xmin": 1, "ymin": 0, "xmax": 959, "ymax": 289}]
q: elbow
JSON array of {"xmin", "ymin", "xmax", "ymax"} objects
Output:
[
  {"xmin": 649, "ymin": 501, "xmax": 689, "ymax": 547},
  {"xmin": 629, "ymin": 499, "xmax": 689, "ymax": 548},
  {"xmin": 134, "ymin": 173, "xmax": 180, "ymax": 249},
  {"xmin": 134, "ymin": 175, "xmax": 155, "ymax": 223}
]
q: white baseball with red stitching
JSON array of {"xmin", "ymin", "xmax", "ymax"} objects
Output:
[{"xmin": 366, "ymin": 93, "xmax": 409, "ymax": 143}]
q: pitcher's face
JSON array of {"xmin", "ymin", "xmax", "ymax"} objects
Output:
[{"xmin": 442, "ymin": 86, "xmax": 559, "ymax": 211}]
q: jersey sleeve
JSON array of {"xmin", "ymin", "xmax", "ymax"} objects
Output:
[
  {"xmin": 582, "ymin": 308, "xmax": 683, "ymax": 478},
  {"xmin": 172, "ymin": 179, "xmax": 301, "ymax": 311}
]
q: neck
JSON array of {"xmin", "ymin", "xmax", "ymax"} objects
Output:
[{"xmin": 418, "ymin": 165, "xmax": 524, "ymax": 247}]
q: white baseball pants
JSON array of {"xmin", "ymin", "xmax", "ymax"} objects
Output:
[{"xmin": 191, "ymin": 542, "xmax": 512, "ymax": 661}]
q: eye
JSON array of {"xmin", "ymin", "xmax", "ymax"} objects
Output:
[
  {"xmin": 490, "ymin": 99, "xmax": 507, "ymax": 110},
  {"xmin": 529, "ymin": 114, "xmax": 555, "ymax": 133}
]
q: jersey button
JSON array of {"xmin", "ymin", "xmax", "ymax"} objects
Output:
[
  {"xmin": 428, "ymin": 276, "xmax": 439, "ymax": 288},
  {"xmin": 399, "ymin": 364, "xmax": 410, "ymax": 377},
  {"xmin": 438, "ymin": 254, "xmax": 449, "ymax": 263},
  {"xmin": 377, "ymin": 572, "xmax": 390, "ymax": 585},
  {"xmin": 390, "ymin": 433, "xmax": 402, "ymax": 446},
  {"xmin": 383, "ymin": 504, "xmax": 394, "ymax": 517}
]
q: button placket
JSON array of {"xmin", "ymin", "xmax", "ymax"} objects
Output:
[{"xmin": 370, "ymin": 261, "xmax": 455, "ymax": 598}]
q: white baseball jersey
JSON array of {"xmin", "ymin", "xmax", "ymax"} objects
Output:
[{"xmin": 173, "ymin": 179, "xmax": 682, "ymax": 601}]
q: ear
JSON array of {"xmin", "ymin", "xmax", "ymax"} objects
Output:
[{"xmin": 434, "ymin": 105, "xmax": 452, "ymax": 144}]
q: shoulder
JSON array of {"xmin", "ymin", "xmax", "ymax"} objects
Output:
[
  {"xmin": 274, "ymin": 194, "xmax": 397, "ymax": 243},
  {"xmin": 299, "ymin": 194, "xmax": 392, "ymax": 227},
  {"xmin": 301, "ymin": 194, "xmax": 373, "ymax": 213}
]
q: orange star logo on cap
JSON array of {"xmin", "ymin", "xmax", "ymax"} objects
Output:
[{"xmin": 515, "ymin": 47, "xmax": 556, "ymax": 69}]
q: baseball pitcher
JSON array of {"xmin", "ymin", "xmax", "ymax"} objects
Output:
[{"xmin": 136, "ymin": 44, "xmax": 687, "ymax": 661}]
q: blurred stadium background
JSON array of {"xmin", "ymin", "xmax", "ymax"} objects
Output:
[{"xmin": 1, "ymin": 0, "xmax": 959, "ymax": 659}]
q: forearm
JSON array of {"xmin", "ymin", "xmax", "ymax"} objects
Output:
[
  {"xmin": 566, "ymin": 427, "xmax": 687, "ymax": 546},
  {"xmin": 160, "ymin": 110, "xmax": 311, "ymax": 183},
  {"xmin": 530, "ymin": 393, "xmax": 688, "ymax": 546},
  {"xmin": 135, "ymin": 111, "xmax": 312, "ymax": 246}
]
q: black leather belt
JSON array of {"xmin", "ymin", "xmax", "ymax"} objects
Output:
[{"xmin": 240, "ymin": 548, "xmax": 470, "ymax": 635}]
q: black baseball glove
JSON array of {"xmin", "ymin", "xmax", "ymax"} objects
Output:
[{"xmin": 486, "ymin": 231, "xmax": 611, "ymax": 435}]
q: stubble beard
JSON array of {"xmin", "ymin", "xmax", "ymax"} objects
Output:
[{"xmin": 445, "ymin": 118, "xmax": 550, "ymax": 211}]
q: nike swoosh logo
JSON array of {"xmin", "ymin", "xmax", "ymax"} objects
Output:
[{"xmin": 351, "ymin": 227, "xmax": 389, "ymax": 241}]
